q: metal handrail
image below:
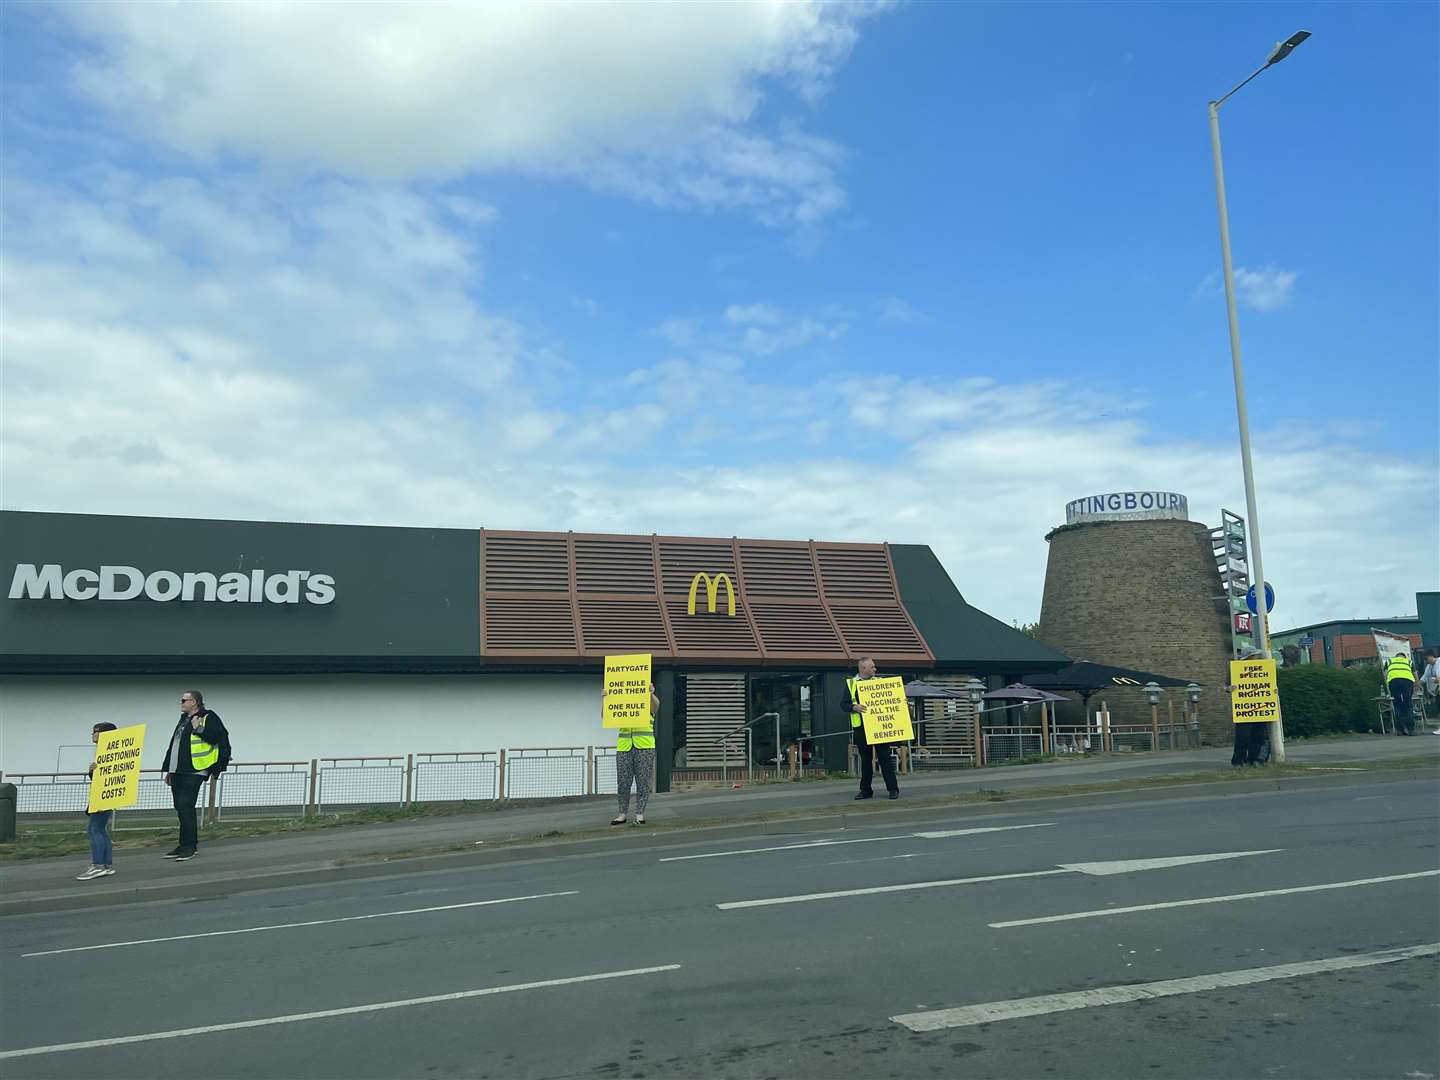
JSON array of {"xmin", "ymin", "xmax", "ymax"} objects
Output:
[{"xmin": 713, "ymin": 711, "xmax": 781, "ymax": 783}]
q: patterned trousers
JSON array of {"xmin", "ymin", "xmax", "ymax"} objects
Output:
[{"xmin": 616, "ymin": 747, "xmax": 655, "ymax": 815}]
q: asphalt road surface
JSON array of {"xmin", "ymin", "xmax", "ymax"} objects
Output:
[{"xmin": 2, "ymin": 776, "xmax": 1437, "ymax": 1079}]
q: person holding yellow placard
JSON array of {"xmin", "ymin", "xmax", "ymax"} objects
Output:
[
  {"xmin": 610, "ymin": 681, "xmax": 660, "ymax": 826},
  {"xmin": 843, "ymin": 656, "xmax": 900, "ymax": 801},
  {"xmin": 77, "ymin": 722, "xmax": 120, "ymax": 881}
]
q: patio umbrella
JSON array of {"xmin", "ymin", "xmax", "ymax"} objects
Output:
[
  {"xmin": 903, "ymin": 680, "xmax": 971, "ymax": 699},
  {"xmin": 1018, "ymin": 661, "xmax": 1192, "ymax": 693},
  {"xmin": 982, "ymin": 684, "xmax": 1070, "ymax": 702}
]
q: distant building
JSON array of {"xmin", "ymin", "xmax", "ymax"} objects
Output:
[{"xmin": 1270, "ymin": 592, "xmax": 1438, "ymax": 667}]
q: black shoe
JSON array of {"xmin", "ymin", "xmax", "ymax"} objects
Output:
[
  {"xmin": 888, "ymin": 791, "xmax": 900, "ymax": 800},
  {"xmin": 161, "ymin": 847, "xmax": 185, "ymax": 859},
  {"xmin": 853, "ymin": 792, "xmax": 873, "ymax": 800},
  {"xmin": 172, "ymin": 849, "xmax": 198, "ymax": 862}
]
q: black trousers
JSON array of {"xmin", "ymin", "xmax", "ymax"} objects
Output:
[
  {"xmin": 171, "ymin": 773, "xmax": 206, "ymax": 849},
  {"xmin": 854, "ymin": 726, "xmax": 899, "ymax": 796},
  {"xmin": 1389, "ymin": 679, "xmax": 1414, "ymax": 734},
  {"xmin": 1231, "ymin": 723, "xmax": 1267, "ymax": 765}
]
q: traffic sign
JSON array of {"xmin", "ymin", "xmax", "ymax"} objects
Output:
[
  {"xmin": 1299, "ymin": 635, "xmax": 1314, "ymax": 647},
  {"xmin": 1246, "ymin": 582, "xmax": 1275, "ymax": 615}
]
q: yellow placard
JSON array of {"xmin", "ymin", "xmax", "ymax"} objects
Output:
[
  {"xmin": 603, "ymin": 653, "xmax": 653, "ymax": 730},
  {"xmin": 87, "ymin": 723, "xmax": 147, "ymax": 813},
  {"xmin": 1230, "ymin": 659, "xmax": 1279, "ymax": 725},
  {"xmin": 858, "ymin": 676, "xmax": 915, "ymax": 744}
]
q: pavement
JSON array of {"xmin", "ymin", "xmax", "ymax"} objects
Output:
[
  {"xmin": 2, "ymin": 734, "xmax": 1436, "ymax": 916},
  {"xmin": 0, "ymin": 763, "xmax": 1436, "ymax": 1079}
]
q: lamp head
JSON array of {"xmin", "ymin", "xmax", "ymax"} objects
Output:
[{"xmin": 1266, "ymin": 30, "xmax": 1311, "ymax": 66}]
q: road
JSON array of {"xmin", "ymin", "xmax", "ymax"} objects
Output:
[{"xmin": 2, "ymin": 775, "xmax": 1437, "ymax": 1079}]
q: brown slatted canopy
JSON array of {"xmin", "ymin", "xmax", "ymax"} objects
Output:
[{"xmin": 479, "ymin": 530, "xmax": 933, "ymax": 666}]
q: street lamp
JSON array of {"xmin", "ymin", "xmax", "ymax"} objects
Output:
[
  {"xmin": 1144, "ymin": 682, "xmax": 1163, "ymax": 750},
  {"xmin": 1207, "ymin": 29, "xmax": 1310, "ymax": 764},
  {"xmin": 965, "ymin": 678, "xmax": 986, "ymax": 767},
  {"xmin": 1186, "ymin": 683, "xmax": 1203, "ymax": 746},
  {"xmin": 965, "ymin": 678, "xmax": 986, "ymax": 706}
]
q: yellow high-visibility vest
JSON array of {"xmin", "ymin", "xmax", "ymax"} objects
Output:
[
  {"xmin": 617, "ymin": 701, "xmax": 657, "ymax": 752},
  {"xmin": 616, "ymin": 726, "xmax": 655, "ymax": 752},
  {"xmin": 848, "ymin": 677, "xmax": 862, "ymax": 729},
  {"xmin": 1386, "ymin": 654, "xmax": 1415, "ymax": 683},
  {"xmin": 189, "ymin": 715, "xmax": 220, "ymax": 770}
]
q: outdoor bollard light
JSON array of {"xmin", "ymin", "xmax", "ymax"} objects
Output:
[
  {"xmin": 1207, "ymin": 29, "xmax": 1309, "ymax": 764},
  {"xmin": 1186, "ymin": 683, "xmax": 1202, "ymax": 705},
  {"xmin": 1144, "ymin": 682, "xmax": 1163, "ymax": 707},
  {"xmin": 965, "ymin": 678, "xmax": 986, "ymax": 705}
]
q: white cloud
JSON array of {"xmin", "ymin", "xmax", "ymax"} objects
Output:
[
  {"xmin": 1199, "ymin": 265, "xmax": 1300, "ymax": 312},
  {"xmin": 877, "ymin": 296, "xmax": 929, "ymax": 324},
  {"xmin": 57, "ymin": 2, "xmax": 884, "ymax": 227},
  {"xmin": 725, "ymin": 304, "xmax": 783, "ymax": 325},
  {"xmin": 742, "ymin": 318, "xmax": 846, "ymax": 356},
  {"xmin": 1233, "ymin": 266, "xmax": 1299, "ymax": 311},
  {"xmin": 4, "ymin": 172, "xmax": 1433, "ymax": 631}
]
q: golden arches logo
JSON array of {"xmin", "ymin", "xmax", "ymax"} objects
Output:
[{"xmin": 687, "ymin": 572, "xmax": 736, "ymax": 617}]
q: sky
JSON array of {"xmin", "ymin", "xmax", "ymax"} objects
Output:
[{"xmin": 2, "ymin": 2, "xmax": 1436, "ymax": 631}]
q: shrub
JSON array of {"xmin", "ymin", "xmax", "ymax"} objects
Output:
[{"xmin": 1276, "ymin": 664, "xmax": 1384, "ymax": 737}]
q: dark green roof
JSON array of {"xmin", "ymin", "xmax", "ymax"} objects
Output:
[
  {"xmin": 1270, "ymin": 617, "xmax": 1419, "ymax": 639},
  {"xmin": 891, "ymin": 544, "xmax": 1069, "ymax": 673}
]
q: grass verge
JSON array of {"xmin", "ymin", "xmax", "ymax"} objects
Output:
[{"xmin": 4, "ymin": 753, "xmax": 1434, "ymax": 864}]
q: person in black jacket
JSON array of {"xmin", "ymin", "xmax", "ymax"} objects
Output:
[
  {"xmin": 159, "ymin": 690, "xmax": 231, "ymax": 861},
  {"xmin": 843, "ymin": 657, "xmax": 900, "ymax": 800}
]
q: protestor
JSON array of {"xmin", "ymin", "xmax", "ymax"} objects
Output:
[
  {"xmin": 1386, "ymin": 652, "xmax": 1417, "ymax": 735},
  {"xmin": 1225, "ymin": 659, "xmax": 1268, "ymax": 767},
  {"xmin": 159, "ymin": 690, "xmax": 230, "ymax": 861},
  {"xmin": 1421, "ymin": 653, "xmax": 1439, "ymax": 723},
  {"xmin": 844, "ymin": 656, "xmax": 900, "ymax": 800},
  {"xmin": 77, "ymin": 722, "xmax": 119, "ymax": 881},
  {"xmin": 611, "ymin": 682, "xmax": 660, "ymax": 826}
]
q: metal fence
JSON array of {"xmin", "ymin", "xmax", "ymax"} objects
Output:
[
  {"xmin": 6, "ymin": 714, "xmax": 1215, "ymax": 819},
  {"xmin": 982, "ymin": 729, "xmax": 1045, "ymax": 763},
  {"xmin": 412, "ymin": 752, "xmax": 499, "ymax": 803},
  {"xmin": 505, "ymin": 747, "xmax": 587, "ymax": 800},
  {"xmin": 216, "ymin": 762, "xmax": 310, "ymax": 817},
  {"xmin": 592, "ymin": 748, "xmax": 617, "ymax": 796},
  {"xmin": 317, "ymin": 757, "xmax": 405, "ymax": 810}
]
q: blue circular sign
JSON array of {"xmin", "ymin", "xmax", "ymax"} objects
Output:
[{"xmin": 1246, "ymin": 582, "xmax": 1275, "ymax": 615}]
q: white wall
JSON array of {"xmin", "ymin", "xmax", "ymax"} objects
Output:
[{"xmin": 0, "ymin": 673, "xmax": 605, "ymax": 775}]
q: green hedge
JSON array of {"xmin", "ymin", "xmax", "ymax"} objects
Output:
[{"xmin": 1276, "ymin": 664, "xmax": 1385, "ymax": 737}]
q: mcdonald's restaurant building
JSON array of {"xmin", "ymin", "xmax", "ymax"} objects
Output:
[{"xmin": 0, "ymin": 511, "xmax": 1068, "ymax": 789}]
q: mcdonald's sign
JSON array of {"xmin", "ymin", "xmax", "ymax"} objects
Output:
[{"xmin": 687, "ymin": 572, "xmax": 736, "ymax": 617}]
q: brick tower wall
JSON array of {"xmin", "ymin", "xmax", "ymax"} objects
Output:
[{"xmin": 1037, "ymin": 520, "xmax": 1234, "ymax": 743}]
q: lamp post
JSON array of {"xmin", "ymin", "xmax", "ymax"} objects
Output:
[
  {"xmin": 1207, "ymin": 29, "xmax": 1309, "ymax": 764},
  {"xmin": 966, "ymin": 678, "xmax": 986, "ymax": 766},
  {"xmin": 1144, "ymin": 682, "xmax": 1163, "ymax": 751},
  {"xmin": 1186, "ymin": 683, "xmax": 1202, "ymax": 747}
]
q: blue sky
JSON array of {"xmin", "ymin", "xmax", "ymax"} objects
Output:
[{"xmin": 2, "ymin": 2, "xmax": 1436, "ymax": 628}]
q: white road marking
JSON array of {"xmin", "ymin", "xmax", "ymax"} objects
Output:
[
  {"xmin": 990, "ymin": 870, "xmax": 1440, "ymax": 927},
  {"xmin": 1059, "ymin": 850, "xmax": 1280, "ymax": 876},
  {"xmin": 910, "ymin": 823, "xmax": 1056, "ymax": 839},
  {"xmin": 22, "ymin": 891, "xmax": 580, "ymax": 958},
  {"xmin": 661, "ymin": 823, "xmax": 1055, "ymax": 862},
  {"xmin": 659, "ymin": 835, "xmax": 911, "ymax": 862},
  {"xmin": 891, "ymin": 943, "xmax": 1440, "ymax": 1031},
  {"xmin": 0, "ymin": 964, "xmax": 682, "ymax": 1059},
  {"xmin": 718, "ymin": 848, "xmax": 1290, "ymax": 910},
  {"xmin": 716, "ymin": 869, "xmax": 1067, "ymax": 910}
]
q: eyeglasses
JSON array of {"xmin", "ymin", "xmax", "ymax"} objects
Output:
[{"xmin": 179, "ymin": 697, "xmax": 193, "ymax": 704}]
